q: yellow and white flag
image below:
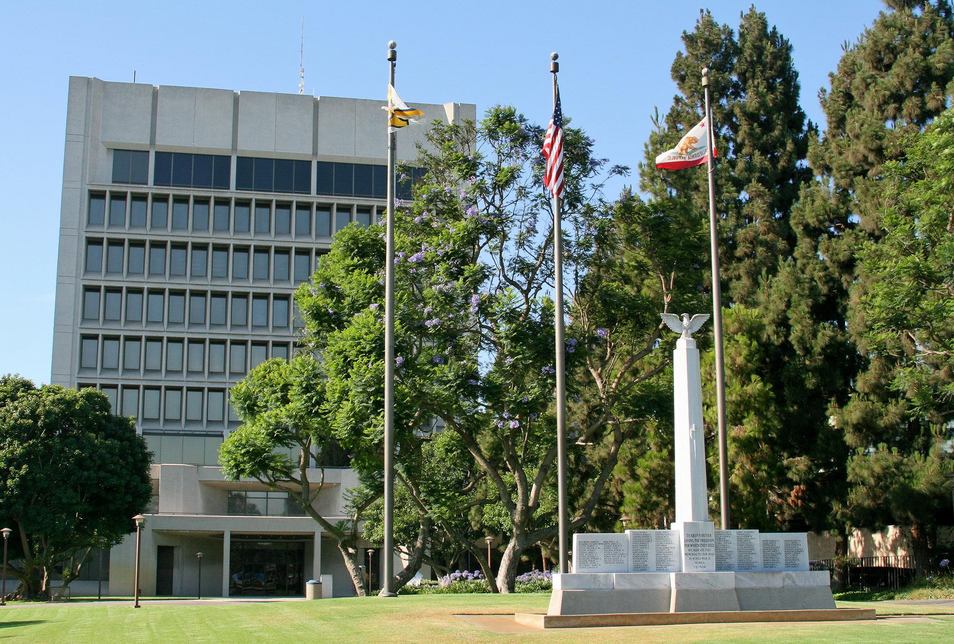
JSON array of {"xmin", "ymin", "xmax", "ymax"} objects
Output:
[
  {"xmin": 385, "ymin": 84, "xmax": 424, "ymax": 131},
  {"xmin": 655, "ymin": 117, "xmax": 717, "ymax": 170}
]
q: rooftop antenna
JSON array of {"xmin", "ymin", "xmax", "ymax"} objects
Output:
[
  {"xmin": 133, "ymin": 69, "xmax": 137, "ymax": 83},
  {"xmin": 298, "ymin": 19, "xmax": 305, "ymax": 95}
]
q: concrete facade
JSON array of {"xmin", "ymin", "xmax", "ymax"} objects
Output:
[{"xmin": 52, "ymin": 77, "xmax": 475, "ymax": 597}]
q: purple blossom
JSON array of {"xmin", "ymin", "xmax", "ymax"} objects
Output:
[
  {"xmin": 459, "ymin": 188, "xmax": 468, "ymax": 199},
  {"xmin": 596, "ymin": 327, "xmax": 609, "ymax": 339},
  {"xmin": 502, "ymin": 411, "xmax": 511, "ymax": 419},
  {"xmin": 521, "ymin": 396, "xmax": 529, "ymax": 403},
  {"xmin": 470, "ymin": 293, "xmax": 480, "ymax": 312},
  {"xmin": 465, "ymin": 205, "xmax": 478, "ymax": 218},
  {"xmin": 541, "ymin": 365, "xmax": 556, "ymax": 376},
  {"xmin": 369, "ymin": 303, "xmax": 380, "ymax": 311},
  {"xmin": 529, "ymin": 412, "xmax": 539, "ymax": 420},
  {"xmin": 395, "ymin": 356, "xmax": 404, "ymax": 368},
  {"xmin": 566, "ymin": 338, "xmax": 578, "ymax": 353},
  {"xmin": 432, "ymin": 355, "xmax": 445, "ymax": 365},
  {"xmin": 509, "ymin": 420, "xmax": 520, "ymax": 429},
  {"xmin": 941, "ymin": 558, "xmax": 951, "ymax": 569},
  {"xmin": 496, "ymin": 420, "xmax": 505, "ymax": 428},
  {"xmin": 424, "ymin": 318, "xmax": 441, "ymax": 329},
  {"xmin": 413, "ymin": 215, "xmax": 424, "ymax": 224},
  {"xmin": 467, "ymin": 378, "xmax": 479, "ymax": 386},
  {"xmin": 409, "ymin": 251, "xmax": 425, "ymax": 263}
]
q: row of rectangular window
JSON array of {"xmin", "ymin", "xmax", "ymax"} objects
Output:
[
  {"xmin": 112, "ymin": 149, "xmax": 423, "ymax": 200},
  {"xmin": 87, "ymin": 192, "xmax": 376, "ymax": 238},
  {"xmin": 88, "ymin": 382, "xmax": 233, "ymax": 425},
  {"xmin": 79, "ymin": 334, "xmax": 291, "ymax": 377},
  {"xmin": 81, "ymin": 286, "xmax": 298, "ymax": 330},
  {"xmin": 84, "ymin": 238, "xmax": 323, "ymax": 285}
]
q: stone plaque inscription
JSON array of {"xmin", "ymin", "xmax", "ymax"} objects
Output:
[{"xmin": 572, "ymin": 533, "xmax": 630, "ymax": 573}]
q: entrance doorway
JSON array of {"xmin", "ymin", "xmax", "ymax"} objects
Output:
[
  {"xmin": 229, "ymin": 538, "xmax": 305, "ymax": 596},
  {"xmin": 156, "ymin": 546, "xmax": 175, "ymax": 595}
]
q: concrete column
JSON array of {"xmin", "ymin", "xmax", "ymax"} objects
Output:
[
  {"xmin": 221, "ymin": 529, "xmax": 231, "ymax": 598},
  {"xmin": 312, "ymin": 531, "xmax": 321, "ymax": 580},
  {"xmin": 673, "ymin": 335, "xmax": 709, "ymax": 523}
]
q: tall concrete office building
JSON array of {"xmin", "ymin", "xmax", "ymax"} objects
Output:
[{"xmin": 51, "ymin": 76, "xmax": 475, "ymax": 597}]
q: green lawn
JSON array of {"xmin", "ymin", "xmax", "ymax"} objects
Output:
[{"xmin": 0, "ymin": 595, "xmax": 952, "ymax": 643}]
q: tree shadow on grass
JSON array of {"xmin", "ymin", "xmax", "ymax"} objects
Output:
[{"xmin": 0, "ymin": 620, "xmax": 46, "ymax": 629}]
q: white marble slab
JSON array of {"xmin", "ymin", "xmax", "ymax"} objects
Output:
[
  {"xmin": 552, "ymin": 572, "xmax": 614, "ymax": 591},
  {"xmin": 735, "ymin": 529, "xmax": 762, "ymax": 571},
  {"xmin": 654, "ymin": 530, "xmax": 682, "ymax": 572},
  {"xmin": 672, "ymin": 521, "xmax": 715, "ymax": 573},
  {"xmin": 572, "ymin": 533, "xmax": 630, "ymax": 573},
  {"xmin": 614, "ymin": 572, "xmax": 672, "ymax": 590},
  {"xmin": 760, "ymin": 533, "xmax": 785, "ymax": 571},
  {"xmin": 714, "ymin": 530, "xmax": 737, "ymax": 571},
  {"xmin": 626, "ymin": 530, "xmax": 656, "ymax": 572},
  {"xmin": 782, "ymin": 534, "xmax": 809, "ymax": 571}
]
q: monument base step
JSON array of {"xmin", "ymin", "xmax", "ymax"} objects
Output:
[{"xmin": 515, "ymin": 608, "xmax": 876, "ymax": 629}]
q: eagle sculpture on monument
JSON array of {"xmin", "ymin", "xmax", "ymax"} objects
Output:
[{"xmin": 660, "ymin": 313, "xmax": 710, "ymax": 339}]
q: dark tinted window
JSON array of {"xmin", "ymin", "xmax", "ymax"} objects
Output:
[
  {"xmin": 213, "ymin": 202, "xmax": 230, "ymax": 232},
  {"xmin": 172, "ymin": 153, "xmax": 192, "ymax": 186},
  {"xmin": 354, "ymin": 164, "xmax": 373, "ymax": 197},
  {"xmin": 85, "ymin": 241, "xmax": 103, "ymax": 273},
  {"xmin": 252, "ymin": 296, "xmax": 268, "ymax": 327},
  {"xmin": 151, "ymin": 197, "xmax": 168, "ymax": 229},
  {"xmin": 335, "ymin": 208, "xmax": 350, "ymax": 232},
  {"xmin": 236, "ymin": 157, "xmax": 253, "ymax": 190},
  {"xmin": 145, "ymin": 341, "xmax": 162, "ymax": 371},
  {"xmin": 316, "ymin": 162, "xmax": 334, "ymax": 195},
  {"xmin": 274, "ymin": 251, "xmax": 289, "ymax": 282},
  {"xmin": 102, "ymin": 338, "xmax": 120, "ymax": 369},
  {"xmin": 209, "ymin": 343, "xmax": 226, "ymax": 373},
  {"xmin": 149, "ymin": 243, "xmax": 166, "ymax": 276},
  {"xmin": 254, "ymin": 158, "xmax": 273, "ymax": 192},
  {"xmin": 275, "ymin": 204, "xmax": 291, "ymax": 235},
  {"xmin": 273, "ymin": 297, "xmax": 289, "ymax": 328},
  {"xmin": 231, "ymin": 295, "xmax": 247, "ymax": 327},
  {"xmin": 232, "ymin": 248, "xmax": 249, "ymax": 280},
  {"xmin": 213, "ymin": 156, "xmax": 230, "ymax": 189},
  {"xmin": 192, "ymin": 155, "xmax": 213, "ymax": 188},
  {"xmin": 294, "ymin": 251, "xmax": 310, "ymax": 283},
  {"xmin": 316, "ymin": 207, "xmax": 331, "ymax": 236},
  {"xmin": 126, "ymin": 291, "xmax": 143, "ymax": 323},
  {"xmin": 295, "ymin": 204, "xmax": 311, "ymax": 237},
  {"xmin": 372, "ymin": 165, "xmax": 387, "ymax": 198},
  {"xmin": 170, "ymin": 245, "xmax": 187, "ymax": 276},
  {"xmin": 251, "ymin": 343, "xmax": 268, "ymax": 369},
  {"xmin": 230, "ymin": 343, "xmax": 246, "ymax": 374},
  {"xmin": 130, "ymin": 196, "xmax": 148, "ymax": 228},
  {"xmin": 211, "ymin": 248, "xmax": 229, "ymax": 278},
  {"xmin": 123, "ymin": 339, "xmax": 141, "ymax": 371},
  {"xmin": 356, "ymin": 208, "xmax": 372, "ymax": 228},
  {"xmin": 104, "ymin": 290, "xmax": 121, "ymax": 321},
  {"xmin": 106, "ymin": 242, "xmax": 124, "ymax": 273},
  {"xmin": 172, "ymin": 199, "xmax": 189, "ymax": 230},
  {"xmin": 253, "ymin": 249, "xmax": 269, "ymax": 280},
  {"xmin": 333, "ymin": 163, "xmax": 353, "ymax": 196},
  {"xmin": 81, "ymin": 337, "xmax": 98, "ymax": 369},
  {"xmin": 153, "ymin": 152, "xmax": 172, "ymax": 186},
  {"xmin": 210, "ymin": 294, "xmax": 227, "ymax": 325},
  {"xmin": 112, "ymin": 150, "xmax": 148, "ymax": 185},
  {"xmin": 128, "ymin": 244, "xmax": 145, "ymax": 274},
  {"xmin": 294, "ymin": 160, "xmax": 311, "ymax": 193},
  {"xmin": 88, "ymin": 194, "xmax": 106, "ymax": 226},
  {"xmin": 168, "ymin": 293, "xmax": 185, "ymax": 324},
  {"xmin": 109, "ymin": 195, "xmax": 126, "ymax": 227},
  {"xmin": 83, "ymin": 288, "xmax": 100, "ymax": 320},
  {"xmin": 189, "ymin": 294, "xmax": 206, "ymax": 325},
  {"xmin": 234, "ymin": 202, "xmax": 250, "ymax": 233},
  {"xmin": 274, "ymin": 159, "xmax": 294, "ymax": 193},
  {"xmin": 191, "ymin": 246, "xmax": 208, "ymax": 278},
  {"xmin": 188, "ymin": 342, "xmax": 205, "ymax": 373},
  {"xmin": 254, "ymin": 204, "xmax": 270, "ymax": 234},
  {"xmin": 147, "ymin": 292, "xmax": 164, "ymax": 323},
  {"xmin": 192, "ymin": 200, "xmax": 210, "ymax": 232},
  {"xmin": 166, "ymin": 341, "xmax": 183, "ymax": 372}
]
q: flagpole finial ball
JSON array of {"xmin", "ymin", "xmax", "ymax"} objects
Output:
[
  {"xmin": 551, "ymin": 52, "xmax": 559, "ymax": 61},
  {"xmin": 388, "ymin": 40, "xmax": 397, "ymax": 50}
]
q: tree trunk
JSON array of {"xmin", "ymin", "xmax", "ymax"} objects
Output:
[
  {"xmin": 495, "ymin": 536, "xmax": 524, "ymax": 593},
  {"xmin": 335, "ymin": 541, "xmax": 368, "ymax": 597},
  {"xmin": 386, "ymin": 517, "xmax": 431, "ymax": 595}
]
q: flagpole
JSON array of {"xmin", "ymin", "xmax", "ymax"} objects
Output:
[
  {"xmin": 702, "ymin": 66, "xmax": 731, "ymax": 530},
  {"xmin": 551, "ymin": 52, "xmax": 570, "ymax": 576},
  {"xmin": 381, "ymin": 39, "xmax": 398, "ymax": 597}
]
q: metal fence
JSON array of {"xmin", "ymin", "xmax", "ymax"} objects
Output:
[{"xmin": 810, "ymin": 555, "xmax": 922, "ymax": 591}]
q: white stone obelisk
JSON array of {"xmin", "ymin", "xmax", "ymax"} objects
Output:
[
  {"xmin": 662, "ymin": 313, "xmax": 717, "ymax": 575},
  {"xmin": 668, "ymin": 315, "xmax": 709, "ymax": 523}
]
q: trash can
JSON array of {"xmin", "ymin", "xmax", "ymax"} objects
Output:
[{"xmin": 305, "ymin": 579, "xmax": 322, "ymax": 600}]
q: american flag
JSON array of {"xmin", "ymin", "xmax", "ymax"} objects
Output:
[{"xmin": 542, "ymin": 83, "xmax": 565, "ymax": 199}]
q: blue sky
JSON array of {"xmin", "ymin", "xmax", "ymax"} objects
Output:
[{"xmin": 0, "ymin": 0, "xmax": 884, "ymax": 384}]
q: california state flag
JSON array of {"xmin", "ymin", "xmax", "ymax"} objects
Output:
[{"xmin": 655, "ymin": 118, "xmax": 716, "ymax": 170}]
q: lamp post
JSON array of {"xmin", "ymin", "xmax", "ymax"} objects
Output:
[
  {"xmin": 195, "ymin": 552, "xmax": 204, "ymax": 600},
  {"xmin": 484, "ymin": 536, "xmax": 494, "ymax": 577},
  {"xmin": 132, "ymin": 514, "xmax": 144, "ymax": 608},
  {"xmin": 97, "ymin": 547, "xmax": 103, "ymax": 600},
  {"xmin": 1, "ymin": 527, "xmax": 11, "ymax": 606},
  {"xmin": 366, "ymin": 549, "xmax": 374, "ymax": 593}
]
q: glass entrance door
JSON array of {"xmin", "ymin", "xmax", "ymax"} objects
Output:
[{"xmin": 229, "ymin": 539, "xmax": 305, "ymax": 596}]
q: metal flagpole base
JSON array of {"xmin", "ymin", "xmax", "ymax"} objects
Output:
[{"xmin": 378, "ymin": 590, "xmax": 398, "ymax": 598}]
